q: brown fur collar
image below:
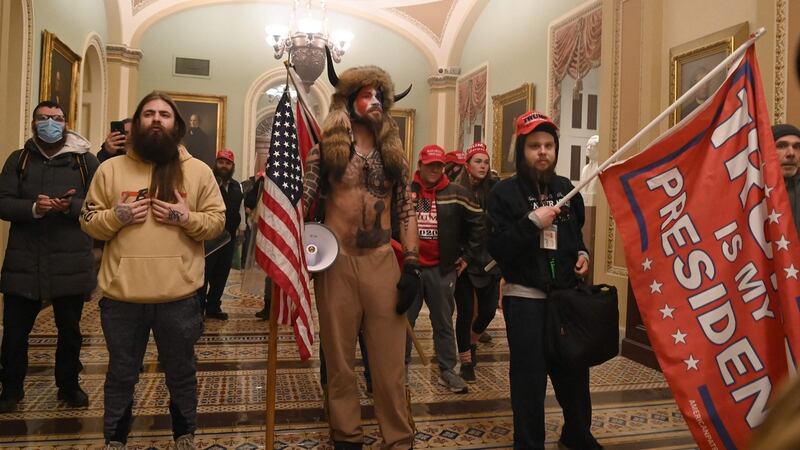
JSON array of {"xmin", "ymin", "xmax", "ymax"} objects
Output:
[{"xmin": 320, "ymin": 65, "xmax": 407, "ymax": 182}]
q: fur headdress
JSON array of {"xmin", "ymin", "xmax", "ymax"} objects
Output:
[{"xmin": 321, "ymin": 48, "xmax": 412, "ymax": 182}]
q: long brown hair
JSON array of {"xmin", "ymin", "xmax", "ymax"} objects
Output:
[{"xmin": 131, "ymin": 91, "xmax": 187, "ymax": 202}]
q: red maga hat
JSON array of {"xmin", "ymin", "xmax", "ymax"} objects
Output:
[
  {"xmin": 418, "ymin": 144, "xmax": 446, "ymax": 164},
  {"xmin": 216, "ymin": 149, "xmax": 235, "ymax": 163},
  {"xmin": 445, "ymin": 150, "xmax": 465, "ymax": 165},
  {"xmin": 515, "ymin": 110, "xmax": 558, "ymax": 138}
]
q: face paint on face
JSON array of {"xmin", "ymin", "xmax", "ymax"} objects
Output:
[{"xmin": 353, "ymin": 86, "xmax": 383, "ymax": 122}]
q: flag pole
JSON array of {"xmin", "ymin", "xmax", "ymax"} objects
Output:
[
  {"xmin": 554, "ymin": 26, "xmax": 766, "ymax": 209},
  {"xmin": 265, "ymin": 283, "xmax": 279, "ymax": 448}
]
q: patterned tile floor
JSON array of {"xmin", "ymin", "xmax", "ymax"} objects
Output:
[{"xmin": 0, "ymin": 270, "xmax": 696, "ymax": 449}]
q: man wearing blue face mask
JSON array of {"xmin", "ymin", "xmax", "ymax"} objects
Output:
[{"xmin": 0, "ymin": 100, "xmax": 100, "ymax": 413}]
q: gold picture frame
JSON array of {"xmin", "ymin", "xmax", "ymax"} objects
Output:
[
  {"xmin": 164, "ymin": 91, "xmax": 227, "ymax": 169},
  {"xmin": 492, "ymin": 83, "xmax": 535, "ymax": 178},
  {"xmin": 39, "ymin": 30, "xmax": 81, "ymax": 129},
  {"xmin": 669, "ymin": 22, "xmax": 749, "ymax": 126},
  {"xmin": 389, "ymin": 108, "xmax": 416, "ymax": 163}
]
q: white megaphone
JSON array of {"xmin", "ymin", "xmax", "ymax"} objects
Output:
[{"xmin": 302, "ymin": 222, "xmax": 339, "ymax": 272}]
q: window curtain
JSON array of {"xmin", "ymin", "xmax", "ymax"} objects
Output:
[
  {"xmin": 549, "ymin": 6, "xmax": 602, "ymax": 126},
  {"xmin": 457, "ymin": 68, "xmax": 488, "ymax": 151}
]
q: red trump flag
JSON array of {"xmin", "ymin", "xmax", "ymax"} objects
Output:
[{"xmin": 600, "ymin": 47, "xmax": 800, "ymax": 449}]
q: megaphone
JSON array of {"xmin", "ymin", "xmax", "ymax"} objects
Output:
[{"xmin": 302, "ymin": 222, "xmax": 339, "ymax": 272}]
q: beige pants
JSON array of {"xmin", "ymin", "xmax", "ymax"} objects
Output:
[{"xmin": 316, "ymin": 244, "xmax": 415, "ymax": 449}]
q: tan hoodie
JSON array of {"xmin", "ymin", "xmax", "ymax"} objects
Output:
[{"xmin": 80, "ymin": 147, "xmax": 225, "ymax": 303}]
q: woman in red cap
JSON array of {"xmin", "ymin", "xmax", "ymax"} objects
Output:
[{"xmin": 452, "ymin": 142, "xmax": 501, "ymax": 382}]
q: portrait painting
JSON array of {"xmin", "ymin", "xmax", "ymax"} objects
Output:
[
  {"xmin": 389, "ymin": 108, "xmax": 415, "ymax": 165},
  {"xmin": 492, "ymin": 83, "xmax": 535, "ymax": 178},
  {"xmin": 165, "ymin": 92, "xmax": 227, "ymax": 169},
  {"xmin": 39, "ymin": 31, "xmax": 81, "ymax": 129},
  {"xmin": 670, "ymin": 23, "xmax": 748, "ymax": 125}
]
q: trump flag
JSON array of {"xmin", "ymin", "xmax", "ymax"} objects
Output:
[{"xmin": 600, "ymin": 46, "xmax": 800, "ymax": 449}]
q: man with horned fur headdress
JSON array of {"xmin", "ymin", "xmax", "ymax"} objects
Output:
[{"xmin": 302, "ymin": 51, "xmax": 419, "ymax": 449}]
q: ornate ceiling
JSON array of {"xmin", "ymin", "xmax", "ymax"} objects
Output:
[{"xmin": 107, "ymin": 0, "xmax": 487, "ymax": 70}]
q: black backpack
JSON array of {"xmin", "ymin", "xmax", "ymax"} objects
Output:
[{"xmin": 16, "ymin": 147, "xmax": 89, "ymax": 194}]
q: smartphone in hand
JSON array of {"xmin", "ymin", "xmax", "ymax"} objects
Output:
[{"xmin": 110, "ymin": 120, "xmax": 126, "ymax": 135}]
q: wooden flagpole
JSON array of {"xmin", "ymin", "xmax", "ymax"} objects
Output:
[{"xmin": 265, "ymin": 284, "xmax": 279, "ymax": 448}]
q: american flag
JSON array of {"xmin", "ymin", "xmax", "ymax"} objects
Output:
[{"xmin": 255, "ymin": 90, "xmax": 313, "ymax": 360}]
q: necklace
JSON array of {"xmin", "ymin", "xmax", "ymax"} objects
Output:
[{"xmin": 353, "ymin": 148, "xmax": 375, "ymax": 161}]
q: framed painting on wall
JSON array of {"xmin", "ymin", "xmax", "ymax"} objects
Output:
[
  {"xmin": 389, "ymin": 108, "xmax": 415, "ymax": 165},
  {"xmin": 39, "ymin": 30, "xmax": 81, "ymax": 129},
  {"xmin": 165, "ymin": 92, "xmax": 227, "ymax": 169},
  {"xmin": 492, "ymin": 83, "xmax": 535, "ymax": 178},
  {"xmin": 669, "ymin": 22, "xmax": 748, "ymax": 126}
]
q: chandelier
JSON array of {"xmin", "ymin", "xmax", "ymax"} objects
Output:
[{"xmin": 265, "ymin": 0, "xmax": 353, "ymax": 91}]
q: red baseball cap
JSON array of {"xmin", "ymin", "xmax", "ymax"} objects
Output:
[
  {"xmin": 418, "ymin": 144, "xmax": 446, "ymax": 165},
  {"xmin": 465, "ymin": 142, "xmax": 489, "ymax": 162},
  {"xmin": 515, "ymin": 110, "xmax": 558, "ymax": 138},
  {"xmin": 216, "ymin": 149, "xmax": 235, "ymax": 163},
  {"xmin": 445, "ymin": 150, "xmax": 465, "ymax": 165}
]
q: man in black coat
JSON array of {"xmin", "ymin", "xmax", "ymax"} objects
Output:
[
  {"xmin": 486, "ymin": 111, "xmax": 599, "ymax": 449},
  {"xmin": 199, "ymin": 149, "xmax": 243, "ymax": 320},
  {"xmin": 0, "ymin": 100, "xmax": 100, "ymax": 413}
]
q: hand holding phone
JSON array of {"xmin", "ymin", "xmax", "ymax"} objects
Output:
[{"xmin": 51, "ymin": 189, "xmax": 77, "ymax": 213}]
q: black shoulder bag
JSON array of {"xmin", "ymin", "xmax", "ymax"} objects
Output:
[{"xmin": 545, "ymin": 282, "xmax": 620, "ymax": 368}]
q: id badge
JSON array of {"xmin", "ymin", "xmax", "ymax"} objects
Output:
[{"xmin": 540, "ymin": 224, "xmax": 558, "ymax": 250}]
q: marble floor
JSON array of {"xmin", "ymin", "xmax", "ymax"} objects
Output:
[{"xmin": 0, "ymin": 270, "xmax": 696, "ymax": 449}]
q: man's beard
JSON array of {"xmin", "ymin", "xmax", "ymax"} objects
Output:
[
  {"xmin": 351, "ymin": 107, "xmax": 383, "ymax": 132},
  {"xmin": 132, "ymin": 125, "xmax": 180, "ymax": 165},
  {"xmin": 525, "ymin": 164, "xmax": 556, "ymax": 188},
  {"xmin": 214, "ymin": 166, "xmax": 233, "ymax": 181}
]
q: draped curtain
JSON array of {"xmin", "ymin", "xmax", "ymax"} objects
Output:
[
  {"xmin": 457, "ymin": 68, "xmax": 488, "ymax": 150},
  {"xmin": 549, "ymin": 6, "xmax": 602, "ymax": 126}
]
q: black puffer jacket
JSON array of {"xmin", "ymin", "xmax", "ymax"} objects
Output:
[
  {"xmin": 486, "ymin": 174, "xmax": 587, "ymax": 291},
  {"xmin": 0, "ymin": 134, "xmax": 99, "ymax": 301}
]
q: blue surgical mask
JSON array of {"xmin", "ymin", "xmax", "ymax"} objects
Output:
[{"xmin": 36, "ymin": 118, "xmax": 65, "ymax": 143}]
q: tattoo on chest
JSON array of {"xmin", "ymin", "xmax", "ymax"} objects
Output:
[
  {"xmin": 355, "ymin": 200, "xmax": 390, "ymax": 248},
  {"xmin": 361, "ymin": 152, "xmax": 390, "ymax": 197}
]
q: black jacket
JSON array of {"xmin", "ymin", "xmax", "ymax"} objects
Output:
[
  {"xmin": 410, "ymin": 179, "xmax": 485, "ymax": 273},
  {"xmin": 0, "ymin": 136, "xmax": 100, "ymax": 301},
  {"xmin": 218, "ymin": 178, "xmax": 243, "ymax": 237},
  {"xmin": 459, "ymin": 176, "xmax": 501, "ymax": 284},
  {"xmin": 486, "ymin": 174, "xmax": 588, "ymax": 291}
]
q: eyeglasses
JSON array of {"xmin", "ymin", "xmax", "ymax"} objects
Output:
[{"xmin": 34, "ymin": 114, "xmax": 66, "ymax": 123}]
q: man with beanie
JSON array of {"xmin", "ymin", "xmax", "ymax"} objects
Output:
[
  {"xmin": 200, "ymin": 149, "xmax": 244, "ymax": 320},
  {"xmin": 0, "ymin": 100, "xmax": 99, "ymax": 413},
  {"xmin": 302, "ymin": 52, "xmax": 419, "ymax": 449},
  {"xmin": 772, "ymin": 124, "xmax": 800, "ymax": 237},
  {"xmin": 407, "ymin": 144, "xmax": 484, "ymax": 393},
  {"xmin": 80, "ymin": 92, "xmax": 225, "ymax": 449},
  {"xmin": 486, "ymin": 111, "xmax": 600, "ymax": 449}
]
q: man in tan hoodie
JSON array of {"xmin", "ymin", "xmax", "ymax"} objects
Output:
[{"xmin": 80, "ymin": 91, "xmax": 225, "ymax": 450}]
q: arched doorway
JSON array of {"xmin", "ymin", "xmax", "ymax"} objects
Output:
[
  {"xmin": 79, "ymin": 34, "xmax": 107, "ymax": 150},
  {"xmin": 242, "ymin": 67, "xmax": 331, "ymax": 178}
]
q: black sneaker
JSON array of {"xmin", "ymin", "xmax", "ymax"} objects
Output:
[
  {"xmin": 478, "ymin": 331, "xmax": 492, "ymax": 343},
  {"xmin": 0, "ymin": 397, "xmax": 19, "ymax": 413},
  {"xmin": 58, "ymin": 387, "xmax": 89, "ymax": 408},
  {"xmin": 255, "ymin": 309, "xmax": 268, "ymax": 320},
  {"xmin": 460, "ymin": 363, "xmax": 476, "ymax": 383},
  {"xmin": 205, "ymin": 310, "xmax": 229, "ymax": 320}
]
